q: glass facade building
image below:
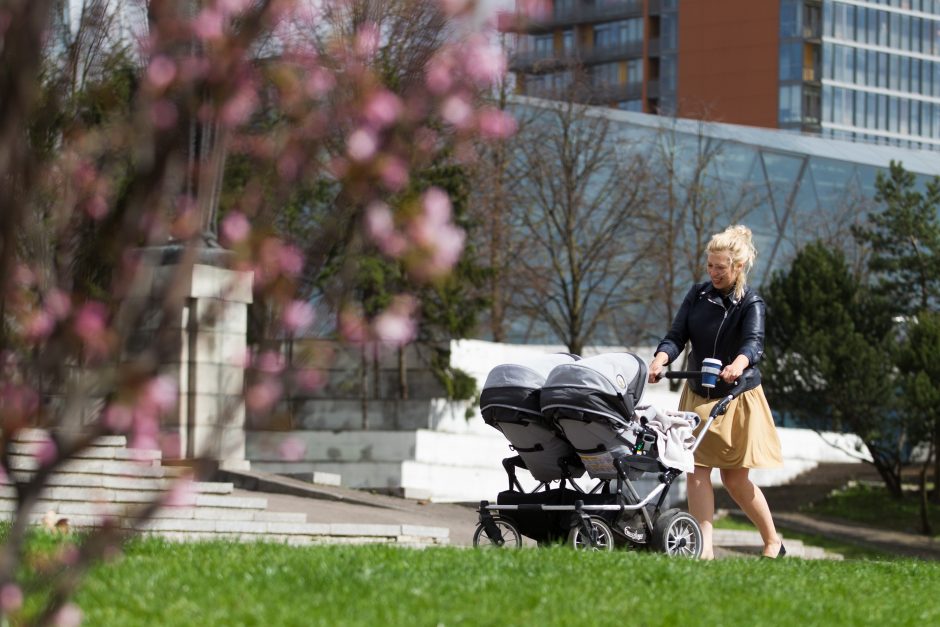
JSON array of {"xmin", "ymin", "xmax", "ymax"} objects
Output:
[
  {"xmin": 782, "ymin": 0, "xmax": 940, "ymax": 149},
  {"xmin": 507, "ymin": 95, "xmax": 940, "ymax": 346}
]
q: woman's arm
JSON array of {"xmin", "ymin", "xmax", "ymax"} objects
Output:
[{"xmin": 648, "ymin": 284, "xmax": 699, "ymax": 383}]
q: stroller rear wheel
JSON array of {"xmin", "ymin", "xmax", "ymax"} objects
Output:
[
  {"xmin": 568, "ymin": 516, "xmax": 614, "ymax": 551},
  {"xmin": 472, "ymin": 517, "xmax": 522, "ymax": 548},
  {"xmin": 653, "ymin": 509, "xmax": 702, "ymax": 558}
]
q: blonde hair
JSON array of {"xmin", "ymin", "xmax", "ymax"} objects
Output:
[{"xmin": 706, "ymin": 224, "xmax": 756, "ymax": 300}]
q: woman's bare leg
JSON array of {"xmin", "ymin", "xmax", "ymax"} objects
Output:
[
  {"xmin": 687, "ymin": 465, "xmax": 715, "ymax": 559},
  {"xmin": 720, "ymin": 468, "xmax": 783, "ymax": 557}
]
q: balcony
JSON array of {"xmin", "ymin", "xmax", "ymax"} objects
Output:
[
  {"xmin": 503, "ymin": 0, "xmax": 644, "ymax": 33},
  {"xmin": 509, "ymin": 49, "xmax": 581, "ymax": 72},
  {"xmin": 582, "ymin": 40, "xmax": 644, "ymax": 64},
  {"xmin": 802, "ymin": 64, "xmax": 822, "ymax": 83},
  {"xmin": 588, "ymin": 80, "xmax": 643, "ymax": 103},
  {"xmin": 646, "ymin": 78, "xmax": 659, "ymax": 98},
  {"xmin": 648, "ymin": 0, "xmax": 662, "ymax": 15},
  {"xmin": 647, "ymin": 37, "xmax": 660, "ymax": 57}
]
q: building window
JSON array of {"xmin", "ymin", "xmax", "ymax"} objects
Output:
[
  {"xmin": 617, "ymin": 100, "xmax": 643, "ymax": 112},
  {"xmin": 779, "ymin": 85, "xmax": 802, "ymax": 123},
  {"xmin": 562, "ymin": 29, "xmax": 574, "ymax": 55},
  {"xmin": 780, "ymin": 0, "xmax": 799, "ymax": 38},
  {"xmin": 780, "ymin": 42, "xmax": 801, "ymax": 81},
  {"xmin": 661, "ymin": 56, "xmax": 676, "ymax": 91},
  {"xmin": 592, "ymin": 62, "xmax": 620, "ymax": 87},
  {"xmin": 534, "ymin": 35, "xmax": 553, "ymax": 57},
  {"xmin": 626, "ymin": 58, "xmax": 642, "ymax": 84},
  {"xmin": 593, "ymin": 19, "xmax": 642, "ymax": 50}
]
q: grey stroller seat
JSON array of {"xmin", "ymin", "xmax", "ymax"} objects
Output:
[{"xmin": 480, "ymin": 353, "xmax": 585, "ymax": 487}]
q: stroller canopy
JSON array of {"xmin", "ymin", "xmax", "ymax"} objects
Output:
[
  {"xmin": 480, "ymin": 353, "xmax": 579, "ymax": 420},
  {"xmin": 540, "ymin": 352, "xmax": 648, "ymax": 424}
]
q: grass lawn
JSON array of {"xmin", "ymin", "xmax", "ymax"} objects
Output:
[
  {"xmin": 802, "ymin": 482, "xmax": 940, "ymax": 539},
  {"xmin": 59, "ymin": 538, "xmax": 940, "ymax": 626}
]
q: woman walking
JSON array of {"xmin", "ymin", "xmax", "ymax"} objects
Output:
[{"xmin": 647, "ymin": 225, "xmax": 784, "ymax": 559}]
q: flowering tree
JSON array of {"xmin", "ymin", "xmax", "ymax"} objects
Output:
[{"xmin": 0, "ymin": 0, "xmax": 511, "ymax": 622}]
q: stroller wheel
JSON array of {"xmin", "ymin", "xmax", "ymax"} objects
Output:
[
  {"xmin": 567, "ymin": 517, "xmax": 614, "ymax": 552},
  {"xmin": 472, "ymin": 517, "xmax": 522, "ymax": 548},
  {"xmin": 653, "ymin": 510, "xmax": 702, "ymax": 558}
]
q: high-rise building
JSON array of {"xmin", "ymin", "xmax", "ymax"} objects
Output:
[{"xmin": 505, "ymin": 0, "xmax": 940, "ymax": 149}]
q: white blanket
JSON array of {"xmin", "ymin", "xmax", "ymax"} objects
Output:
[{"xmin": 645, "ymin": 409, "xmax": 697, "ymax": 473}]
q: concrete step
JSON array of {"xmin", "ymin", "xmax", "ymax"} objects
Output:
[
  {"xmin": 3, "ymin": 473, "xmax": 233, "ymax": 495},
  {"xmin": 9, "ymin": 441, "xmax": 161, "ymax": 462},
  {"xmin": 9, "ymin": 455, "xmax": 166, "ymax": 478},
  {"xmin": 13, "ymin": 429, "xmax": 128, "ymax": 448}
]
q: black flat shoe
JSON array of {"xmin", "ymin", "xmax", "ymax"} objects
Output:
[{"xmin": 761, "ymin": 544, "xmax": 787, "ymax": 559}]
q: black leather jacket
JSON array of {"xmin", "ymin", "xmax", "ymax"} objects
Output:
[{"xmin": 655, "ymin": 281, "xmax": 765, "ymax": 398}]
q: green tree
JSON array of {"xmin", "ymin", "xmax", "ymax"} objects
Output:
[
  {"xmin": 855, "ymin": 160, "xmax": 940, "ymax": 504},
  {"xmin": 763, "ymin": 242, "xmax": 904, "ymax": 497}
]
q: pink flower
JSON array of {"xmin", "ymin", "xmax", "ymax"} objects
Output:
[
  {"xmin": 378, "ymin": 157, "xmax": 409, "ymax": 192},
  {"xmin": 143, "ymin": 376, "xmax": 178, "ymax": 414},
  {"xmin": 422, "ymin": 187, "xmax": 452, "ymax": 225},
  {"xmin": 339, "ymin": 310, "xmax": 368, "ymax": 344},
  {"xmin": 255, "ymin": 350, "xmax": 286, "ymax": 374},
  {"xmin": 278, "ymin": 436, "xmax": 306, "ymax": 462},
  {"xmin": 74, "ymin": 301, "xmax": 110, "ymax": 355},
  {"xmin": 305, "ymin": 70, "xmax": 336, "ymax": 98},
  {"xmin": 278, "ymin": 244, "xmax": 305, "ymax": 277},
  {"xmin": 355, "ymin": 23, "xmax": 380, "ymax": 57},
  {"xmin": 245, "ymin": 379, "xmax": 283, "ymax": 413},
  {"xmin": 0, "ymin": 584, "xmax": 22, "ymax": 613},
  {"xmin": 282, "ymin": 300, "xmax": 315, "ymax": 333},
  {"xmin": 146, "ymin": 55, "xmax": 176, "ymax": 90},
  {"xmin": 364, "ymin": 90, "xmax": 402, "ymax": 129},
  {"xmin": 364, "ymin": 201, "xmax": 407, "ymax": 257},
  {"xmin": 34, "ymin": 436, "xmax": 57, "ymax": 467},
  {"xmin": 53, "ymin": 603, "xmax": 82, "ymax": 627},
  {"xmin": 192, "ymin": 8, "xmax": 224, "ymax": 40},
  {"xmin": 166, "ymin": 478, "xmax": 197, "ymax": 507},
  {"xmin": 463, "ymin": 36, "xmax": 507, "ymax": 86},
  {"xmin": 46, "ymin": 289, "xmax": 72, "ymax": 320},
  {"xmin": 24, "ymin": 310, "xmax": 55, "ymax": 342},
  {"xmin": 161, "ymin": 433, "xmax": 182, "ymax": 458},
  {"xmin": 477, "ymin": 108, "xmax": 518, "ymax": 139},
  {"xmin": 441, "ymin": 95, "xmax": 472, "ymax": 128},
  {"xmin": 221, "ymin": 211, "xmax": 251, "ymax": 245},
  {"xmin": 103, "ymin": 404, "xmax": 133, "ymax": 432},
  {"xmin": 373, "ymin": 297, "xmax": 418, "ymax": 346},
  {"xmin": 347, "ymin": 128, "xmax": 378, "ymax": 162},
  {"xmin": 221, "ymin": 86, "xmax": 258, "ymax": 126},
  {"xmin": 83, "ymin": 194, "xmax": 109, "ymax": 219},
  {"xmin": 425, "ymin": 57, "xmax": 453, "ymax": 94},
  {"xmin": 294, "ymin": 368, "xmax": 326, "ymax": 391}
]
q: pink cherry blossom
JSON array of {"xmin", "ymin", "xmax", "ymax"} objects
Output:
[
  {"xmin": 282, "ymin": 300, "xmax": 315, "ymax": 333},
  {"xmin": 347, "ymin": 128, "xmax": 378, "ymax": 162},
  {"xmin": 278, "ymin": 436, "xmax": 306, "ymax": 462},
  {"xmin": 355, "ymin": 23, "xmax": 380, "ymax": 57},
  {"xmin": 221, "ymin": 211, "xmax": 251, "ymax": 244},
  {"xmin": 463, "ymin": 35, "xmax": 507, "ymax": 86},
  {"xmin": 165, "ymin": 478, "xmax": 197, "ymax": 507},
  {"xmin": 425, "ymin": 57, "xmax": 453, "ymax": 94},
  {"xmin": 277, "ymin": 244, "xmax": 305, "ymax": 277},
  {"xmin": 373, "ymin": 296, "xmax": 418, "ymax": 346},
  {"xmin": 34, "ymin": 435, "xmax": 57, "ymax": 467},
  {"xmin": 103, "ymin": 404, "xmax": 133, "ymax": 432},
  {"xmin": 83, "ymin": 193, "xmax": 109, "ymax": 219},
  {"xmin": 245, "ymin": 379, "xmax": 284, "ymax": 413},
  {"xmin": 0, "ymin": 584, "xmax": 23, "ymax": 613},
  {"xmin": 364, "ymin": 90, "xmax": 402, "ymax": 129},
  {"xmin": 294, "ymin": 368, "xmax": 327, "ymax": 391},
  {"xmin": 441, "ymin": 95, "xmax": 472, "ymax": 128},
  {"xmin": 53, "ymin": 604, "xmax": 82, "ymax": 627},
  {"xmin": 256, "ymin": 350, "xmax": 286, "ymax": 374},
  {"xmin": 46, "ymin": 289, "xmax": 72, "ymax": 320},
  {"xmin": 146, "ymin": 55, "xmax": 177, "ymax": 90},
  {"xmin": 339, "ymin": 309, "xmax": 368, "ymax": 344},
  {"xmin": 422, "ymin": 187, "xmax": 452, "ymax": 225},
  {"xmin": 364, "ymin": 201, "xmax": 407, "ymax": 257},
  {"xmin": 378, "ymin": 157, "xmax": 409, "ymax": 192},
  {"xmin": 192, "ymin": 8, "xmax": 224, "ymax": 40},
  {"xmin": 221, "ymin": 87, "xmax": 258, "ymax": 126},
  {"xmin": 142, "ymin": 375, "xmax": 178, "ymax": 414},
  {"xmin": 24, "ymin": 310, "xmax": 55, "ymax": 342},
  {"xmin": 477, "ymin": 108, "xmax": 518, "ymax": 139}
]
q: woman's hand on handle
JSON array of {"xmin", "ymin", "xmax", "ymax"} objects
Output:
[
  {"xmin": 720, "ymin": 355, "xmax": 750, "ymax": 383},
  {"xmin": 648, "ymin": 352, "xmax": 669, "ymax": 383}
]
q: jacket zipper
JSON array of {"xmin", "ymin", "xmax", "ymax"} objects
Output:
[{"xmin": 706, "ymin": 297, "xmax": 729, "ymax": 401}]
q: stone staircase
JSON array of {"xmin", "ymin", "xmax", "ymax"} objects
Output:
[{"xmin": 0, "ymin": 430, "xmax": 448, "ymax": 547}]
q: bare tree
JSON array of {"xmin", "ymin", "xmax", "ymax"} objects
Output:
[
  {"xmin": 508, "ymin": 96, "xmax": 650, "ymax": 355},
  {"xmin": 635, "ymin": 118, "xmax": 765, "ymax": 357}
]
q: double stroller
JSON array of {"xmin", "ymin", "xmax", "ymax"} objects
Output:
[{"xmin": 474, "ymin": 351, "xmax": 746, "ymax": 556}]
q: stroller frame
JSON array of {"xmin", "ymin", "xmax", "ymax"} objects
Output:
[{"xmin": 475, "ymin": 370, "xmax": 751, "ymax": 554}]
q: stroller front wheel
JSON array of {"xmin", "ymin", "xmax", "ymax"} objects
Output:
[
  {"xmin": 653, "ymin": 510, "xmax": 703, "ymax": 558},
  {"xmin": 568, "ymin": 516, "xmax": 614, "ymax": 551},
  {"xmin": 472, "ymin": 517, "xmax": 522, "ymax": 548}
]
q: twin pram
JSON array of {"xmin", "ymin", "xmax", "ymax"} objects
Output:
[{"xmin": 474, "ymin": 351, "xmax": 746, "ymax": 556}]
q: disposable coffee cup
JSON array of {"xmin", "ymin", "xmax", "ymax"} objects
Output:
[{"xmin": 701, "ymin": 358, "xmax": 722, "ymax": 388}]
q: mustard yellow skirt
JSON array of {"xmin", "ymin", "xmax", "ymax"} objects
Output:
[{"xmin": 678, "ymin": 384, "xmax": 783, "ymax": 469}]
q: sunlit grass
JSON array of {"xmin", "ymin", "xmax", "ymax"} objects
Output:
[{"xmin": 68, "ymin": 539, "xmax": 940, "ymax": 626}]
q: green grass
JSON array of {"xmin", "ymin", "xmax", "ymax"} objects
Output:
[
  {"xmin": 62, "ymin": 539, "xmax": 940, "ymax": 626},
  {"xmin": 802, "ymin": 482, "xmax": 940, "ymax": 539},
  {"xmin": 713, "ymin": 514, "xmax": 892, "ymax": 560}
]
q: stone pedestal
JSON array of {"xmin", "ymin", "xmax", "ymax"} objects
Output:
[{"xmin": 133, "ymin": 245, "xmax": 253, "ymax": 470}]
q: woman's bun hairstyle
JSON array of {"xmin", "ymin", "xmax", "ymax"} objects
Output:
[{"xmin": 706, "ymin": 224, "xmax": 756, "ymax": 300}]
